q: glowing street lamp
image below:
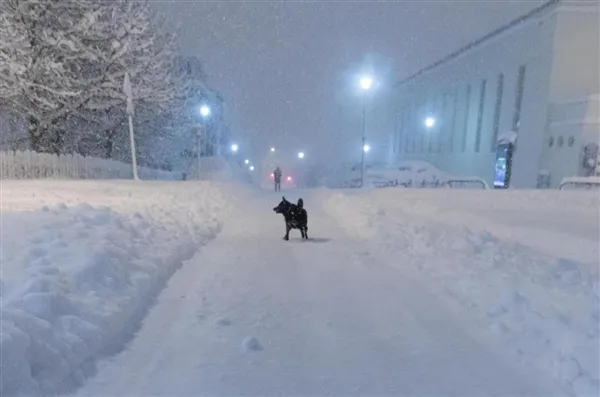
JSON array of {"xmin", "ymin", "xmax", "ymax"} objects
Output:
[
  {"xmin": 359, "ymin": 75, "xmax": 374, "ymax": 91},
  {"xmin": 200, "ymin": 104, "xmax": 211, "ymax": 118},
  {"xmin": 196, "ymin": 104, "xmax": 212, "ymax": 180},
  {"xmin": 231, "ymin": 143, "xmax": 239, "ymax": 153},
  {"xmin": 424, "ymin": 117, "xmax": 436, "ymax": 129},
  {"xmin": 244, "ymin": 159, "xmax": 250, "ymax": 165},
  {"xmin": 249, "ymin": 165, "xmax": 255, "ymax": 171},
  {"xmin": 358, "ymin": 74, "xmax": 375, "ymax": 187},
  {"xmin": 270, "ymin": 147, "xmax": 276, "ymax": 152},
  {"xmin": 298, "ymin": 151, "xmax": 305, "ymax": 159}
]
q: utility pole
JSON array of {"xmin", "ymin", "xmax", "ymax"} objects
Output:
[
  {"xmin": 123, "ymin": 72, "xmax": 139, "ymax": 180},
  {"xmin": 197, "ymin": 124, "xmax": 204, "ymax": 180},
  {"xmin": 360, "ymin": 97, "xmax": 367, "ymax": 188}
]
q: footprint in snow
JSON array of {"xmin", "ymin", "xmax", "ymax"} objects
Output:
[
  {"xmin": 242, "ymin": 336, "xmax": 262, "ymax": 352},
  {"xmin": 214, "ymin": 317, "xmax": 232, "ymax": 327}
]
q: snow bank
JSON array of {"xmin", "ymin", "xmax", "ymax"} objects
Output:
[
  {"xmin": 320, "ymin": 160, "xmax": 485, "ymax": 189},
  {"xmin": 185, "ymin": 156, "xmax": 253, "ymax": 184},
  {"xmin": 0, "ymin": 180, "xmax": 235, "ymax": 396},
  {"xmin": 323, "ymin": 188, "xmax": 599, "ymax": 396}
]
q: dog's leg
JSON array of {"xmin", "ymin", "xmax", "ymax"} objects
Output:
[{"xmin": 284, "ymin": 224, "xmax": 290, "ymax": 241}]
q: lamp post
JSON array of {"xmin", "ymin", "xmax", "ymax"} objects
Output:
[
  {"xmin": 198, "ymin": 104, "xmax": 211, "ymax": 180},
  {"xmin": 359, "ymin": 75, "xmax": 373, "ymax": 187},
  {"xmin": 123, "ymin": 72, "xmax": 139, "ymax": 180}
]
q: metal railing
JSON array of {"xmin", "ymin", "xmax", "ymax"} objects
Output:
[
  {"xmin": 440, "ymin": 178, "xmax": 489, "ymax": 190},
  {"xmin": 559, "ymin": 178, "xmax": 600, "ymax": 190},
  {"xmin": 370, "ymin": 177, "xmax": 489, "ymax": 190}
]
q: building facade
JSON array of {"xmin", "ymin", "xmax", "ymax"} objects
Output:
[{"xmin": 390, "ymin": 0, "xmax": 599, "ymax": 188}]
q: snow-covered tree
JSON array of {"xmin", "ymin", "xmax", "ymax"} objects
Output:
[
  {"xmin": 71, "ymin": 0, "xmax": 182, "ymax": 158},
  {"xmin": 0, "ymin": 0, "xmax": 180, "ymax": 153},
  {"xmin": 0, "ymin": 1, "xmax": 30, "ymax": 101},
  {"xmin": 0, "ymin": 0, "xmax": 94, "ymax": 151}
]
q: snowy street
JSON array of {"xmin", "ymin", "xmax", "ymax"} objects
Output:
[
  {"xmin": 73, "ymin": 189, "xmax": 559, "ymax": 396},
  {"xmin": 2, "ymin": 0, "xmax": 599, "ymax": 395},
  {"xmin": 2, "ymin": 181, "xmax": 597, "ymax": 396}
]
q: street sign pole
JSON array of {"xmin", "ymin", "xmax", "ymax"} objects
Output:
[{"xmin": 123, "ymin": 72, "xmax": 139, "ymax": 180}]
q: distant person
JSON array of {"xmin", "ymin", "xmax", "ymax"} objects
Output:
[{"xmin": 274, "ymin": 166, "xmax": 282, "ymax": 192}]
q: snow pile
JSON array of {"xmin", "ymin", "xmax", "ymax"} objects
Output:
[
  {"xmin": 185, "ymin": 156, "xmax": 253, "ymax": 184},
  {"xmin": 323, "ymin": 189, "xmax": 599, "ymax": 396},
  {"xmin": 0, "ymin": 180, "xmax": 235, "ymax": 396},
  {"xmin": 321, "ymin": 160, "xmax": 478, "ymax": 189}
]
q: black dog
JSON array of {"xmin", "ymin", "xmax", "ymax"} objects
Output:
[{"xmin": 273, "ymin": 196, "xmax": 308, "ymax": 240}]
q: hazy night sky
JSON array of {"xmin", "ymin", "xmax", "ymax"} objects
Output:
[{"xmin": 158, "ymin": 0, "xmax": 545, "ymax": 164}]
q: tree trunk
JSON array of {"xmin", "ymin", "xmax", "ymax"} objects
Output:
[
  {"xmin": 104, "ymin": 130, "xmax": 116, "ymax": 158},
  {"xmin": 28, "ymin": 116, "xmax": 42, "ymax": 152},
  {"xmin": 50, "ymin": 128, "xmax": 63, "ymax": 155}
]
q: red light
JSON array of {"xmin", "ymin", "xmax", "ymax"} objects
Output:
[
  {"xmin": 270, "ymin": 173, "xmax": 274, "ymax": 179},
  {"xmin": 286, "ymin": 176, "xmax": 292, "ymax": 181}
]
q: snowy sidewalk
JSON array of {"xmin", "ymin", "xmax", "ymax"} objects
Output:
[{"xmin": 74, "ymin": 190, "xmax": 559, "ymax": 396}]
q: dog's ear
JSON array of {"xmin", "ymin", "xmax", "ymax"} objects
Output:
[{"xmin": 282, "ymin": 196, "xmax": 286, "ymax": 201}]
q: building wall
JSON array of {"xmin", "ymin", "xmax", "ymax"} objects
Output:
[
  {"xmin": 540, "ymin": 95, "xmax": 600, "ymax": 186},
  {"xmin": 535, "ymin": 4, "xmax": 600, "ymax": 187},
  {"xmin": 392, "ymin": 3, "xmax": 564, "ymax": 188},
  {"xmin": 548, "ymin": 4, "xmax": 600, "ymax": 102}
]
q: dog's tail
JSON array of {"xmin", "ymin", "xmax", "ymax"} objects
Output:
[{"xmin": 297, "ymin": 198, "xmax": 304, "ymax": 209}]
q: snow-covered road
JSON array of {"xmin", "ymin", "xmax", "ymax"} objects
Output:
[{"xmin": 74, "ymin": 190, "xmax": 559, "ymax": 396}]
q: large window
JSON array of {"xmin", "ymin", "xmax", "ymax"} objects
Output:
[
  {"xmin": 462, "ymin": 84, "xmax": 471, "ymax": 153},
  {"xmin": 407, "ymin": 105, "xmax": 415, "ymax": 153},
  {"xmin": 450, "ymin": 89, "xmax": 458, "ymax": 154},
  {"xmin": 512, "ymin": 65, "xmax": 526, "ymax": 131},
  {"xmin": 440, "ymin": 93, "xmax": 450, "ymax": 153},
  {"xmin": 394, "ymin": 109, "xmax": 403, "ymax": 154},
  {"xmin": 398, "ymin": 107, "xmax": 409, "ymax": 154},
  {"xmin": 491, "ymin": 73, "xmax": 504, "ymax": 151},
  {"xmin": 404, "ymin": 105, "xmax": 415, "ymax": 153},
  {"xmin": 475, "ymin": 79, "xmax": 487, "ymax": 153}
]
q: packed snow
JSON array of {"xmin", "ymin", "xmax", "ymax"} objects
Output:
[
  {"xmin": 322, "ymin": 188, "xmax": 600, "ymax": 395},
  {"xmin": 1, "ymin": 180, "xmax": 597, "ymax": 397},
  {"xmin": 0, "ymin": 181, "xmax": 237, "ymax": 395},
  {"xmin": 70, "ymin": 186, "xmax": 559, "ymax": 397}
]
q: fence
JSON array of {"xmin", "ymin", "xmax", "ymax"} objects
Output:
[
  {"xmin": 0, "ymin": 150, "xmax": 181, "ymax": 180},
  {"xmin": 558, "ymin": 176, "xmax": 600, "ymax": 190}
]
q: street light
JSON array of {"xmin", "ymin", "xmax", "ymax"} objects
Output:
[
  {"xmin": 363, "ymin": 144, "xmax": 370, "ymax": 153},
  {"xmin": 424, "ymin": 117, "xmax": 436, "ymax": 129},
  {"xmin": 358, "ymin": 74, "xmax": 374, "ymax": 188},
  {"xmin": 360, "ymin": 75, "xmax": 374, "ymax": 91},
  {"xmin": 270, "ymin": 147, "xmax": 276, "ymax": 152},
  {"xmin": 231, "ymin": 143, "xmax": 239, "ymax": 153},
  {"xmin": 244, "ymin": 159, "xmax": 250, "ymax": 165},
  {"xmin": 200, "ymin": 104, "xmax": 211, "ymax": 118},
  {"xmin": 249, "ymin": 165, "xmax": 255, "ymax": 171},
  {"xmin": 197, "ymin": 104, "xmax": 211, "ymax": 180},
  {"xmin": 298, "ymin": 151, "xmax": 305, "ymax": 159}
]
